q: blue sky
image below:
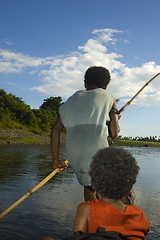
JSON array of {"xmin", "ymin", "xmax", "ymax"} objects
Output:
[{"xmin": 0, "ymin": 0, "xmax": 160, "ymax": 138}]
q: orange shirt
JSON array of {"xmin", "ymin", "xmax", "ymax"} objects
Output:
[{"xmin": 88, "ymin": 200, "xmax": 150, "ymax": 240}]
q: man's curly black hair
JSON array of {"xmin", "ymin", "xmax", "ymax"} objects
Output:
[
  {"xmin": 89, "ymin": 147, "xmax": 140, "ymax": 200},
  {"xmin": 84, "ymin": 66, "xmax": 111, "ymax": 88}
]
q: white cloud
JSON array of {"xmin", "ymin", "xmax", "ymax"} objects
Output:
[
  {"xmin": 92, "ymin": 28, "xmax": 123, "ymax": 44},
  {"xmin": 0, "ymin": 49, "xmax": 45, "ymax": 73},
  {"xmin": 4, "ymin": 39, "xmax": 14, "ymax": 46},
  {"xmin": 0, "ymin": 28, "xmax": 160, "ymax": 106},
  {"xmin": 109, "ymin": 62, "xmax": 160, "ymax": 106}
]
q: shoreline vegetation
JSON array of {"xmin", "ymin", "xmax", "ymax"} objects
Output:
[
  {"xmin": 0, "ymin": 128, "xmax": 160, "ymax": 147},
  {"xmin": 0, "ymin": 129, "xmax": 66, "ymax": 145},
  {"xmin": 1, "ymin": 89, "xmax": 160, "ymax": 147}
]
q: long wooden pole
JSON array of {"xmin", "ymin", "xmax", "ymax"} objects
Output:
[
  {"xmin": 118, "ymin": 73, "xmax": 160, "ymax": 114},
  {"xmin": 0, "ymin": 160, "xmax": 68, "ymax": 220}
]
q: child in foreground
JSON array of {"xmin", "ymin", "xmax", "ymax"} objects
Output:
[
  {"xmin": 42, "ymin": 147, "xmax": 150, "ymax": 240},
  {"xmin": 72, "ymin": 147, "xmax": 150, "ymax": 239}
]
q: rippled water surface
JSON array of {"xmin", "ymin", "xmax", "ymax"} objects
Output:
[{"xmin": 0, "ymin": 145, "xmax": 160, "ymax": 240}]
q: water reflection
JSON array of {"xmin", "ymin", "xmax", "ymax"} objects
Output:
[
  {"xmin": 0, "ymin": 145, "xmax": 160, "ymax": 240},
  {"xmin": 123, "ymin": 146, "xmax": 160, "ymax": 240},
  {"xmin": 0, "ymin": 146, "xmax": 26, "ymax": 184}
]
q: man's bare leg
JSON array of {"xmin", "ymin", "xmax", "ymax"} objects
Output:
[{"xmin": 84, "ymin": 186, "xmax": 97, "ymax": 201}]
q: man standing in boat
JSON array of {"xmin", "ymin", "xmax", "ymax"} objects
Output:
[{"xmin": 51, "ymin": 66, "xmax": 120, "ymax": 201}]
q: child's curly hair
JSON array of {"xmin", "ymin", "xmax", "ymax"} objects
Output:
[{"xmin": 89, "ymin": 147, "xmax": 139, "ymax": 200}]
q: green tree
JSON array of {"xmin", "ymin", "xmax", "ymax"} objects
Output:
[
  {"xmin": 0, "ymin": 107, "xmax": 13, "ymax": 128},
  {"xmin": 0, "ymin": 89, "xmax": 6, "ymax": 96},
  {"xmin": 40, "ymin": 96, "xmax": 62, "ymax": 112},
  {"xmin": 0, "ymin": 90, "xmax": 37, "ymax": 128},
  {"xmin": 0, "ymin": 89, "xmax": 61, "ymax": 131},
  {"xmin": 32, "ymin": 109, "xmax": 56, "ymax": 131}
]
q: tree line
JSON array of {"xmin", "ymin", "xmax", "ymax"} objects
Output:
[
  {"xmin": 117, "ymin": 135, "xmax": 160, "ymax": 143},
  {"xmin": 0, "ymin": 89, "xmax": 159, "ymax": 142},
  {"xmin": 0, "ymin": 89, "xmax": 62, "ymax": 132}
]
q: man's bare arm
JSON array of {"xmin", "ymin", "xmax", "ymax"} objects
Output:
[
  {"xmin": 108, "ymin": 101, "xmax": 121, "ymax": 139},
  {"xmin": 51, "ymin": 116, "xmax": 68, "ymax": 169}
]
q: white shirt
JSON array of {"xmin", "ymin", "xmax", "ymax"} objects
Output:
[{"xmin": 59, "ymin": 88, "xmax": 117, "ymax": 186}]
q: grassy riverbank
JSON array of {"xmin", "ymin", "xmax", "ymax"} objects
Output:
[
  {"xmin": 0, "ymin": 129, "xmax": 66, "ymax": 145},
  {"xmin": 0, "ymin": 129, "xmax": 160, "ymax": 147},
  {"xmin": 108, "ymin": 138, "xmax": 160, "ymax": 148}
]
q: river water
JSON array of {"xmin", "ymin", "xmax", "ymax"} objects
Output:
[{"xmin": 0, "ymin": 144, "xmax": 160, "ymax": 240}]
